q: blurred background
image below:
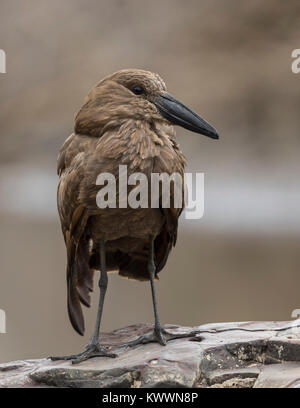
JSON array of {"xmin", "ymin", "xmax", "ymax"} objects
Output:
[{"xmin": 0, "ymin": 0, "xmax": 299, "ymax": 363}]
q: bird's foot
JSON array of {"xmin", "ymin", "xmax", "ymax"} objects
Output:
[
  {"xmin": 49, "ymin": 343, "xmax": 117, "ymax": 365},
  {"xmin": 121, "ymin": 326, "xmax": 201, "ymax": 348}
]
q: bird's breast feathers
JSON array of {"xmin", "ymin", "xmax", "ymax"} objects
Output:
[{"xmin": 57, "ymin": 120, "xmax": 186, "ymax": 228}]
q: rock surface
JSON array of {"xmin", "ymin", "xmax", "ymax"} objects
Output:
[{"xmin": 1, "ymin": 321, "xmax": 300, "ymax": 388}]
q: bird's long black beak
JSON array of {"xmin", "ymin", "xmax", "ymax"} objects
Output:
[{"xmin": 155, "ymin": 92, "xmax": 219, "ymax": 139}]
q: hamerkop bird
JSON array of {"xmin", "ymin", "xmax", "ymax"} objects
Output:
[{"xmin": 51, "ymin": 69, "xmax": 218, "ymax": 364}]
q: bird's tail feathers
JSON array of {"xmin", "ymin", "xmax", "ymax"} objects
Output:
[
  {"xmin": 76, "ymin": 239, "xmax": 94, "ymax": 307},
  {"xmin": 67, "ymin": 264, "xmax": 85, "ymax": 336},
  {"xmin": 66, "ymin": 235, "xmax": 93, "ymax": 336}
]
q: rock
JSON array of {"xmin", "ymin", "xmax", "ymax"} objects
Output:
[{"xmin": 1, "ymin": 321, "xmax": 300, "ymax": 388}]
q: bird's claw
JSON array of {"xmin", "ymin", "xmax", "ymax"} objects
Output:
[
  {"xmin": 154, "ymin": 327, "xmax": 167, "ymax": 346},
  {"xmin": 120, "ymin": 326, "xmax": 201, "ymax": 349},
  {"xmin": 154, "ymin": 327, "xmax": 201, "ymax": 345},
  {"xmin": 48, "ymin": 343, "xmax": 117, "ymax": 364}
]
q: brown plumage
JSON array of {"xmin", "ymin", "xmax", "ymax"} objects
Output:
[{"xmin": 52, "ymin": 69, "xmax": 218, "ymax": 363}]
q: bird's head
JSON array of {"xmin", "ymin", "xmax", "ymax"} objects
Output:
[{"xmin": 75, "ymin": 69, "xmax": 219, "ymax": 139}]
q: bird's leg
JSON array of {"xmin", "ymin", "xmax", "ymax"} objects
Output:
[
  {"xmin": 120, "ymin": 237, "xmax": 200, "ymax": 349},
  {"xmin": 49, "ymin": 238, "xmax": 117, "ymax": 364},
  {"xmin": 148, "ymin": 236, "xmax": 167, "ymax": 345}
]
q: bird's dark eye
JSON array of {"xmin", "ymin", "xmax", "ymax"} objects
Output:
[{"xmin": 132, "ymin": 85, "xmax": 145, "ymax": 95}]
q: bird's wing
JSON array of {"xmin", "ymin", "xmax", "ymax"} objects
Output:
[{"xmin": 57, "ymin": 133, "xmax": 97, "ymax": 335}]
